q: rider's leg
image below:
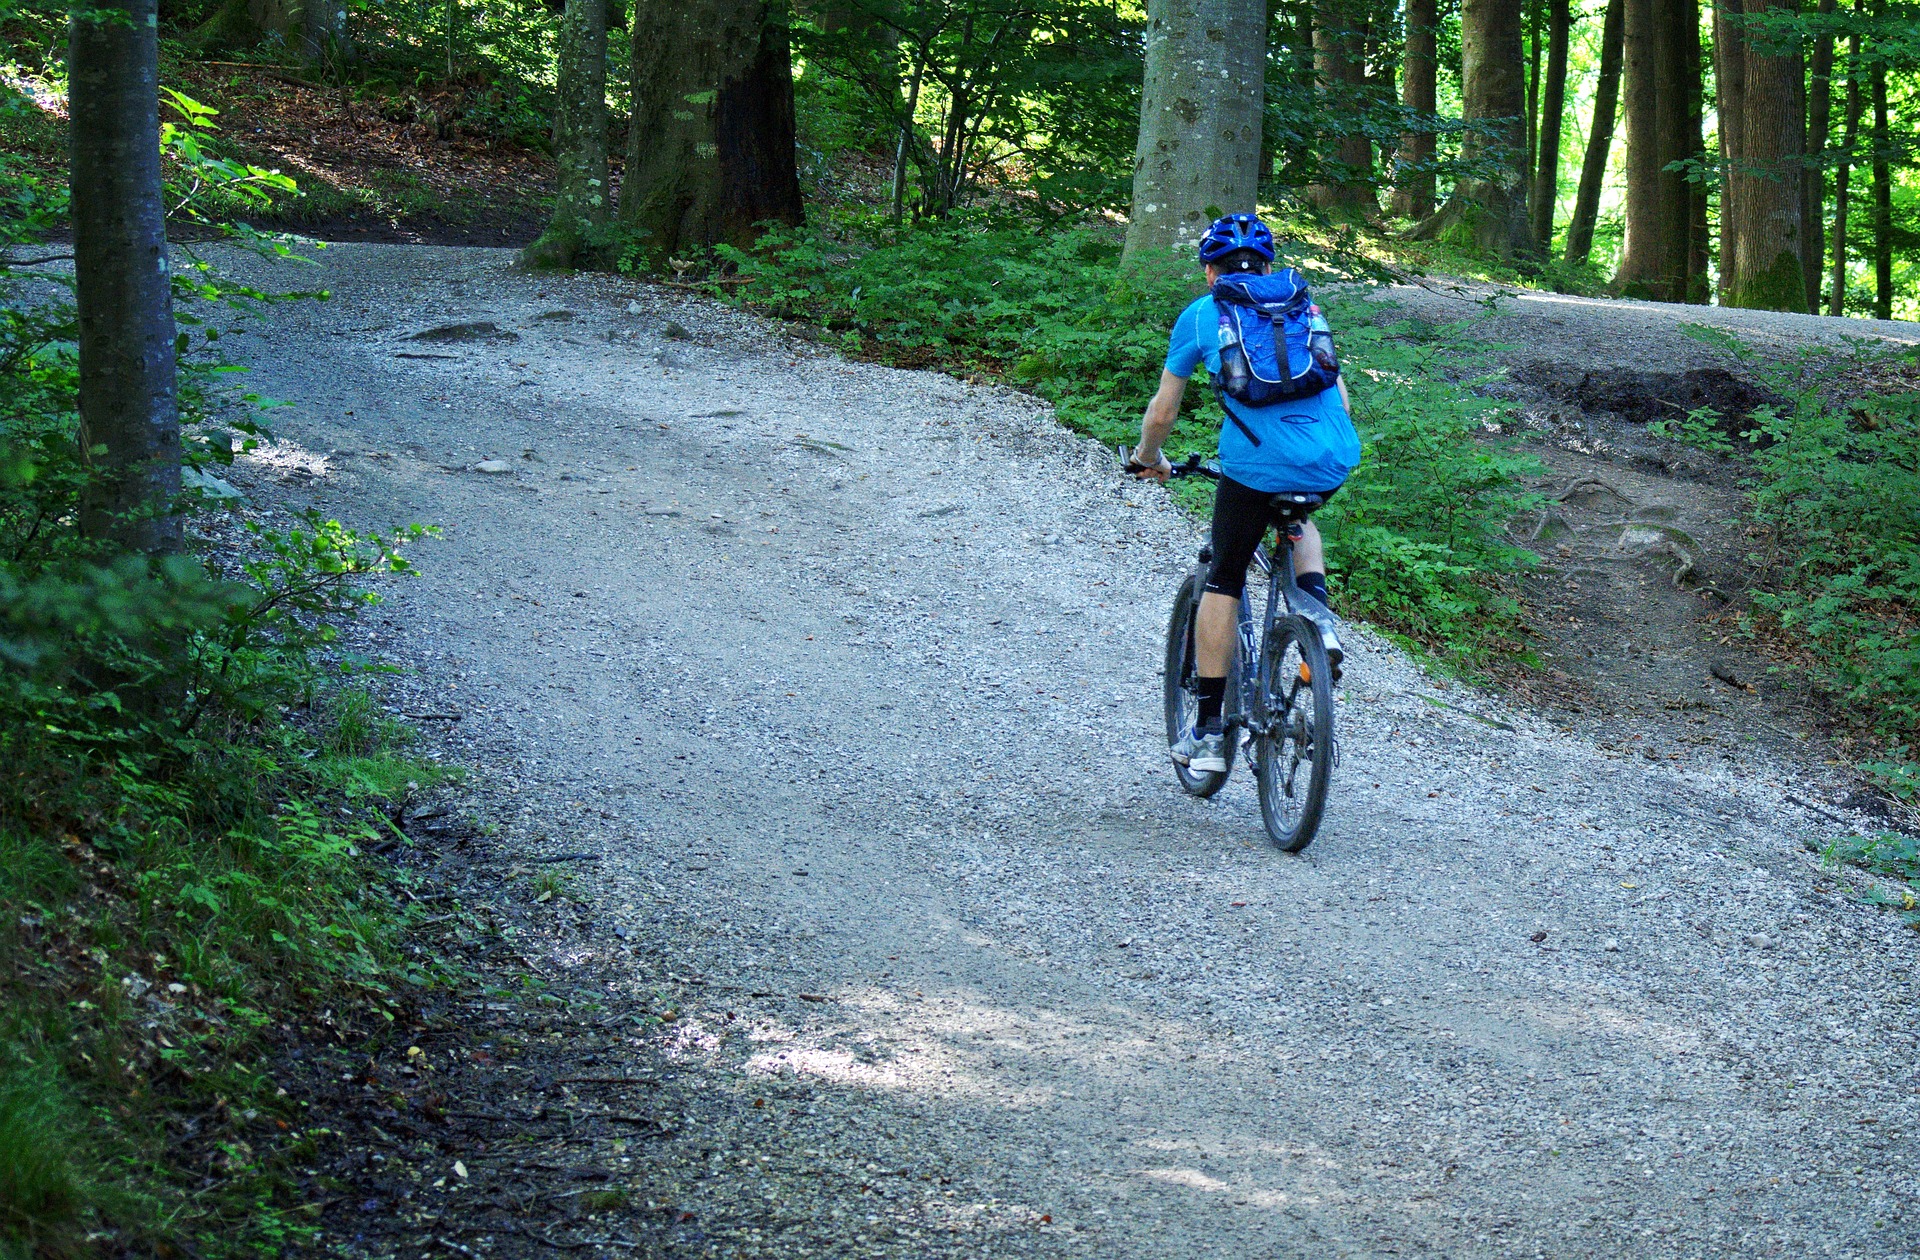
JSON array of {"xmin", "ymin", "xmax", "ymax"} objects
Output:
[{"xmin": 1291, "ymin": 519, "xmax": 1331, "ymax": 609}]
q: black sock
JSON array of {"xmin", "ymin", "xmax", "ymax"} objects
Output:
[
  {"xmin": 1195, "ymin": 675, "xmax": 1227, "ymax": 730},
  {"xmin": 1296, "ymin": 571, "xmax": 1331, "ymax": 612}
]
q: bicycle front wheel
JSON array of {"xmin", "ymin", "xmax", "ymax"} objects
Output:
[
  {"xmin": 1253, "ymin": 615, "xmax": 1334, "ymax": 852},
  {"xmin": 1163, "ymin": 573, "xmax": 1235, "ymax": 797}
]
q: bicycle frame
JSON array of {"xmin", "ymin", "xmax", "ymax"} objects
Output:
[{"xmin": 1224, "ymin": 532, "xmax": 1337, "ymax": 738}]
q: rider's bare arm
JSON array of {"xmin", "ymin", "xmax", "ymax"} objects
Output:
[{"xmin": 1131, "ymin": 369, "xmax": 1187, "ymax": 480}]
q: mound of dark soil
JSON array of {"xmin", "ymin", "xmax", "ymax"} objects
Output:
[{"xmin": 1564, "ymin": 366, "xmax": 1787, "ymax": 432}]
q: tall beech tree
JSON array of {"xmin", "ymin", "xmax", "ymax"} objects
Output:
[
  {"xmin": 1391, "ymin": 0, "xmax": 1439, "ymax": 216},
  {"xmin": 1870, "ymin": 20, "xmax": 1891, "ymax": 318},
  {"xmin": 620, "ymin": 0, "xmax": 804, "ymax": 263},
  {"xmin": 1410, "ymin": 0, "xmax": 1530, "ymax": 254},
  {"xmin": 1829, "ymin": 25, "xmax": 1863, "ymax": 313},
  {"xmin": 525, "ymin": 0, "xmax": 609, "ymax": 267},
  {"xmin": 1802, "ymin": 0, "xmax": 1837, "ymax": 309},
  {"xmin": 1528, "ymin": 0, "xmax": 1570, "ymax": 248},
  {"xmin": 1124, "ymin": 0, "xmax": 1268, "ymax": 259},
  {"xmin": 1309, "ymin": 0, "xmax": 1376, "ymax": 215},
  {"xmin": 70, "ymin": 0, "xmax": 181, "ymax": 554},
  {"xmin": 1565, "ymin": 0, "xmax": 1623, "ymax": 263},
  {"xmin": 1614, "ymin": 0, "xmax": 1699, "ymax": 301},
  {"xmin": 1718, "ymin": 0, "xmax": 1808, "ymax": 310}
]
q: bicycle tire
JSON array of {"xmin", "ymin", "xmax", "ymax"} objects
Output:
[
  {"xmin": 1163, "ymin": 574, "xmax": 1235, "ymax": 797},
  {"xmin": 1253, "ymin": 614, "xmax": 1334, "ymax": 852}
]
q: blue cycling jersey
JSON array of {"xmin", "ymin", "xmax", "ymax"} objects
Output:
[{"xmin": 1164, "ymin": 294, "xmax": 1362, "ymax": 493}]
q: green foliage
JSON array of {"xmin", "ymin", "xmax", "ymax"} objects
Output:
[
  {"xmin": 1822, "ymin": 830, "xmax": 1920, "ymax": 927},
  {"xmin": 1680, "ymin": 325, "xmax": 1920, "ymax": 790},
  {"xmin": 708, "ymin": 211, "xmax": 1540, "ymax": 666},
  {"xmin": 0, "ymin": 136, "xmax": 442, "ymax": 1256}
]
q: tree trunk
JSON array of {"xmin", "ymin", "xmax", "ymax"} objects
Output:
[
  {"xmin": 1391, "ymin": 0, "xmax": 1438, "ymax": 217},
  {"xmin": 1408, "ymin": 0, "xmax": 1529, "ymax": 254},
  {"xmin": 1308, "ymin": 0, "xmax": 1375, "ymax": 216},
  {"xmin": 524, "ymin": 0, "xmax": 608, "ymax": 268},
  {"xmin": 69, "ymin": 0, "xmax": 181, "ymax": 554},
  {"xmin": 1712, "ymin": 0, "xmax": 1745, "ymax": 297},
  {"xmin": 1565, "ymin": 0, "xmax": 1623, "ymax": 263},
  {"xmin": 1654, "ymin": 0, "xmax": 1695, "ymax": 301},
  {"xmin": 1615, "ymin": 0, "xmax": 1661, "ymax": 290},
  {"xmin": 302, "ymin": 0, "xmax": 352, "ymax": 65},
  {"xmin": 1524, "ymin": 0, "xmax": 1541, "ymax": 197},
  {"xmin": 1685, "ymin": 0, "xmax": 1709, "ymax": 297},
  {"xmin": 1724, "ymin": 0, "xmax": 1806, "ymax": 311},
  {"xmin": 890, "ymin": 46, "xmax": 927, "ymax": 224},
  {"xmin": 1529, "ymin": 0, "xmax": 1569, "ymax": 248},
  {"xmin": 1124, "ymin": 0, "xmax": 1269, "ymax": 260},
  {"xmin": 1870, "ymin": 36, "xmax": 1889, "ymax": 318},
  {"xmin": 1828, "ymin": 28, "xmax": 1861, "ymax": 314},
  {"xmin": 1801, "ymin": 0, "xmax": 1835, "ymax": 310},
  {"xmin": 620, "ymin": 0, "xmax": 804, "ymax": 267}
]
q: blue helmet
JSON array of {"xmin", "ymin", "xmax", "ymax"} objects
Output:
[{"xmin": 1198, "ymin": 213, "xmax": 1276, "ymax": 265}]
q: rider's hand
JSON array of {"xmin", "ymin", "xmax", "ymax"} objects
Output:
[{"xmin": 1128, "ymin": 449, "xmax": 1173, "ymax": 483}]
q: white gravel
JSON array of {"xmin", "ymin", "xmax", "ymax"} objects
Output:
[{"xmin": 211, "ymin": 243, "xmax": 1920, "ymax": 1258}]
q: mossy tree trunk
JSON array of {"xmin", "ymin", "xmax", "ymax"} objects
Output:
[
  {"xmin": 1408, "ymin": 0, "xmax": 1530, "ymax": 256},
  {"xmin": 1724, "ymin": 0, "xmax": 1808, "ymax": 311},
  {"xmin": 1308, "ymin": 0, "xmax": 1376, "ymax": 217},
  {"xmin": 70, "ymin": 0, "xmax": 181, "ymax": 554},
  {"xmin": 619, "ymin": 0, "xmax": 804, "ymax": 267},
  {"xmin": 1123, "ymin": 0, "xmax": 1269, "ymax": 261},
  {"xmin": 524, "ymin": 0, "xmax": 609, "ymax": 268}
]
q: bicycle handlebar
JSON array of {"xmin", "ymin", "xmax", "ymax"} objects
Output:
[{"xmin": 1117, "ymin": 445, "xmax": 1222, "ymax": 482}]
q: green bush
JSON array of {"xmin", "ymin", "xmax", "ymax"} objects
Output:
[
  {"xmin": 709, "ymin": 211, "xmax": 1539, "ymax": 666},
  {"xmin": 1678, "ymin": 326, "xmax": 1920, "ymax": 797},
  {"xmin": 0, "ymin": 119, "xmax": 446, "ymax": 1254}
]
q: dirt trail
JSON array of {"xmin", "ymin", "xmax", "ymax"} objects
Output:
[{"xmin": 214, "ymin": 245, "xmax": 1920, "ymax": 1258}]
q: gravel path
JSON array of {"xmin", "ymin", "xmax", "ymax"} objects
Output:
[{"xmin": 214, "ymin": 244, "xmax": 1920, "ymax": 1258}]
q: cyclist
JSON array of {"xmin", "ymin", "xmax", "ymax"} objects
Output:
[{"xmin": 1128, "ymin": 213, "xmax": 1361, "ymax": 775}]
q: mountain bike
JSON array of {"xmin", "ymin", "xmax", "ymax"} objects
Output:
[{"xmin": 1122, "ymin": 449, "xmax": 1341, "ymax": 853}]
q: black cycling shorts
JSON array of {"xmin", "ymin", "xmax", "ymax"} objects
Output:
[{"xmin": 1203, "ymin": 474, "xmax": 1340, "ymax": 600}]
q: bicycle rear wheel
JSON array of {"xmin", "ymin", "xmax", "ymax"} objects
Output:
[
  {"xmin": 1253, "ymin": 615, "xmax": 1334, "ymax": 851},
  {"xmin": 1163, "ymin": 574, "xmax": 1236, "ymax": 797}
]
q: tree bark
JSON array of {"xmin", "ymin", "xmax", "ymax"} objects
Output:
[
  {"xmin": 620, "ymin": 0, "xmax": 804, "ymax": 267},
  {"xmin": 1565, "ymin": 0, "xmax": 1623, "ymax": 263},
  {"xmin": 525, "ymin": 0, "xmax": 608, "ymax": 268},
  {"xmin": 1308, "ymin": 0, "xmax": 1375, "ymax": 216},
  {"xmin": 1529, "ymin": 0, "xmax": 1569, "ymax": 248},
  {"xmin": 1870, "ymin": 32, "xmax": 1889, "ymax": 318},
  {"xmin": 1408, "ymin": 0, "xmax": 1529, "ymax": 254},
  {"xmin": 1712, "ymin": 0, "xmax": 1745, "ymax": 297},
  {"xmin": 1524, "ymin": 0, "xmax": 1541, "ymax": 197},
  {"xmin": 1124, "ymin": 0, "xmax": 1269, "ymax": 260},
  {"xmin": 1391, "ymin": 0, "xmax": 1438, "ymax": 217},
  {"xmin": 1685, "ymin": 0, "xmax": 1708, "ymax": 297},
  {"xmin": 302, "ymin": 0, "xmax": 351, "ymax": 65},
  {"xmin": 1801, "ymin": 0, "xmax": 1835, "ymax": 310},
  {"xmin": 1615, "ymin": 0, "xmax": 1661, "ymax": 290},
  {"xmin": 1724, "ymin": 0, "xmax": 1807, "ymax": 311},
  {"xmin": 1658, "ymin": 0, "xmax": 1699, "ymax": 300},
  {"xmin": 1828, "ymin": 27, "xmax": 1861, "ymax": 314},
  {"xmin": 70, "ymin": 0, "xmax": 181, "ymax": 554}
]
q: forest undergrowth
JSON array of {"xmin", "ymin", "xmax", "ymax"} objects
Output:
[{"xmin": 0, "ymin": 156, "xmax": 458, "ymax": 1259}]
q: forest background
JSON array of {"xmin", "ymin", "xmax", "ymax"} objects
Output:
[{"xmin": 3, "ymin": 0, "xmax": 1920, "ymax": 1252}]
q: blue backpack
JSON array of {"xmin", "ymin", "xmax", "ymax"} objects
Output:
[{"xmin": 1210, "ymin": 269, "xmax": 1341, "ymax": 417}]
